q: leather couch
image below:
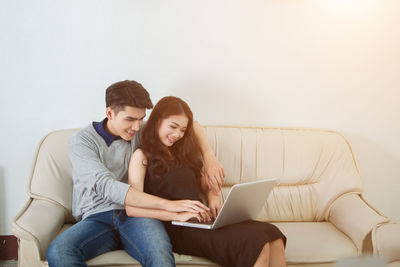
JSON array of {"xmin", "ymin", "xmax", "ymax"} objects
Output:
[{"xmin": 12, "ymin": 126, "xmax": 400, "ymax": 266}]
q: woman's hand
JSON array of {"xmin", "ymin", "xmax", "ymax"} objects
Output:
[
  {"xmin": 174, "ymin": 212, "xmax": 201, "ymax": 222},
  {"xmin": 165, "ymin": 199, "xmax": 210, "ymax": 214},
  {"xmin": 174, "ymin": 211, "xmax": 211, "ymax": 222}
]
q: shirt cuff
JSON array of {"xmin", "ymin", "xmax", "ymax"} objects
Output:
[{"xmin": 111, "ymin": 181, "xmax": 131, "ymax": 206}]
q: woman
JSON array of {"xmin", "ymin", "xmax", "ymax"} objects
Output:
[{"xmin": 126, "ymin": 96, "xmax": 287, "ymax": 267}]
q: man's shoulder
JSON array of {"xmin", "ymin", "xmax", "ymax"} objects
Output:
[{"xmin": 69, "ymin": 123, "xmax": 101, "ymax": 146}]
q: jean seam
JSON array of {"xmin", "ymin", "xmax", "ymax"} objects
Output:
[
  {"xmin": 118, "ymin": 223, "xmax": 146, "ymax": 265},
  {"xmin": 78, "ymin": 227, "xmax": 116, "ymax": 252}
]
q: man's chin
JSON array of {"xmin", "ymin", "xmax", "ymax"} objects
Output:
[{"xmin": 122, "ymin": 135, "xmax": 135, "ymax": 141}]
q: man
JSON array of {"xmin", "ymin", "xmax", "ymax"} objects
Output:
[{"xmin": 47, "ymin": 80, "xmax": 225, "ymax": 267}]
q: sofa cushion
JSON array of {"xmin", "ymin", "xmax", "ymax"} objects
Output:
[
  {"xmin": 274, "ymin": 222, "xmax": 358, "ymax": 264},
  {"xmin": 85, "ymin": 250, "xmax": 217, "ymax": 266},
  {"xmin": 53, "ymin": 224, "xmax": 217, "ymax": 266},
  {"xmin": 55, "ymin": 222, "xmax": 357, "ymax": 266},
  {"xmin": 204, "ymin": 127, "xmax": 364, "ymax": 222}
]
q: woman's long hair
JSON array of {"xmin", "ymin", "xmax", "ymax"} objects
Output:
[{"xmin": 141, "ymin": 96, "xmax": 203, "ymax": 179}]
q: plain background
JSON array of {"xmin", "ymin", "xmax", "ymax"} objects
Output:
[{"xmin": 1, "ymin": 0, "xmax": 399, "ymax": 235}]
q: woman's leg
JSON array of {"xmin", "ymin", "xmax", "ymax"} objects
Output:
[
  {"xmin": 253, "ymin": 238, "xmax": 286, "ymax": 267},
  {"xmin": 253, "ymin": 243, "xmax": 270, "ymax": 267},
  {"xmin": 269, "ymin": 238, "xmax": 286, "ymax": 267}
]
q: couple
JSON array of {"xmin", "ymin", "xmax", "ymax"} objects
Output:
[{"xmin": 47, "ymin": 80, "xmax": 286, "ymax": 267}]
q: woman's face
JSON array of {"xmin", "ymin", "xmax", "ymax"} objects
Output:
[{"xmin": 158, "ymin": 114, "xmax": 189, "ymax": 147}]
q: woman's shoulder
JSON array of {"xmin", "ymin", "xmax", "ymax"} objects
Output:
[{"xmin": 132, "ymin": 148, "xmax": 148, "ymax": 165}]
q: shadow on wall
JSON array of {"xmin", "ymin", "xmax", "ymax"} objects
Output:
[
  {"xmin": 0, "ymin": 166, "xmax": 5, "ymax": 234},
  {"xmin": 343, "ymin": 132, "xmax": 400, "ymax": 221}
]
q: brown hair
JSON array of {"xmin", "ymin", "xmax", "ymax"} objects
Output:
[
  {"xmin": 141, "ymin": 96, "xmax": 203, "ymax": 179},
  {"xmin": 105, "ymin": 80, "xmax": 153, "ymax": 113}
]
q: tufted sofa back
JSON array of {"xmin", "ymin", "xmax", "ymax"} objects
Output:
[
  {"xmin": 27, "ymin": 126, "xmax": 364, "ymax": 223},
  {"xmin": 204, "ymin": 127, "xmax": 364, "ymax": 222}
]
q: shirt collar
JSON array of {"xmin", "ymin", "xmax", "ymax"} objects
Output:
[{"xmin": 93, "ymin": 118, "xmax": 122, "ymax": 147}]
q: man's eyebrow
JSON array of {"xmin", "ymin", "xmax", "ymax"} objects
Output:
[{"xmin": 127, "ymin": 115, "xmax": 146, "ymax": 120}]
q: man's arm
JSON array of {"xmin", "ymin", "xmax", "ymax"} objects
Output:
[
  {"xmin": 125, "ymin": 206, "xmax": 202, "ymax": 222},
  {"xmin": 69, "ymin": 134, "xmax": 131, "ymax": 207},
  {"xmin": 193, "ymin": 122, "xmax": 226, "ymax": 192},
  {"xmin": 124, "ymin": 186, "xmax": 208, "ymax": 213}
]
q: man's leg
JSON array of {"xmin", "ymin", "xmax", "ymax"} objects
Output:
[
  {"xmin": 117, "ymin": 211, "xmax": 175, "ymax": 267},
  {"xmin": 47, "ymin": 210, "xmax": 120, "ymax": 267}
]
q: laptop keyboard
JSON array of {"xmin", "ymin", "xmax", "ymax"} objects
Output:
[{"xmin": 187, "ymin": 219, "xmax": 215, "ymax": 225}]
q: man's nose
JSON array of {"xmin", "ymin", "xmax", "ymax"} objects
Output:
[{"xmin": 131, "ymin": 121, "xmax": 140, "ymax": 131}]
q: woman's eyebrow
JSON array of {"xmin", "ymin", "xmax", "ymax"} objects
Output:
[{"xmin": 171, "ymin": 121, "xmax": 187, "ymax": 128}]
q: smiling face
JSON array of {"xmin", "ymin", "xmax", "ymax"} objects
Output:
[
  {"xmin": 105, "ymin": 105, "xmax": 146, "ymax": 141},
  {"xmin": 157, "ymin": 114, "xmax": 189, "ymax": 147}
]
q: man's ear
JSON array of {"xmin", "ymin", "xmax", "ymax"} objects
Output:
[{"xmin": 106, "ymin": 106, "xmax": 114, "ymax": 120}]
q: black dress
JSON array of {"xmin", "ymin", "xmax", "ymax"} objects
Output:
[{"xmin": 144, "ymin": 164, "xmax": 286, "ymax": 267}]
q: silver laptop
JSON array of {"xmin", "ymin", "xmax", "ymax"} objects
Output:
[{"xmin": 171, "ymin": 178, "xmax": 277, "ymax": 229}]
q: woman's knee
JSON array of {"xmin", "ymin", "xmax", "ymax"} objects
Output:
[{"xmin": 270, "ymin": 238, "xmax": 285, "ymax": 249}]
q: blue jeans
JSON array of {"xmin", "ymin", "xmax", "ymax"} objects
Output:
[{"xmin": 47, "ymin": 210, "xmax": 175, "ymax": 267}]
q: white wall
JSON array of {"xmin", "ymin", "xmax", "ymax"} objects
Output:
[{"xmin": 1, "ymin": 0, "xmax": 399, "ymax": 234}]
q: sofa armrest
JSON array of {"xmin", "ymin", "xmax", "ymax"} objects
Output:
[
  {"xmin": 327, "ymin": 193, "xmax": 389, "ymax": 253},
  {"xmin": 372, "ymin": 222, "xmax": 400, "ymax": 263},
  {"xmin": 12, "ymin": 198, "xmax": 67, "ymax": 260}
]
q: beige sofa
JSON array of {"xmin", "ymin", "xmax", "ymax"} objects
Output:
[{"xmin": 12, "ymin": 126, "xmax": 400, "ymax": 267}]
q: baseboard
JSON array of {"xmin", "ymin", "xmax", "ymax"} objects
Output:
[{"xmin": 0, "ymin": 236, "xmax": 18, "ymax": 260}]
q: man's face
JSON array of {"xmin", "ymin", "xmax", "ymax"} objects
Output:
[{"xmin": 106, "ymin": 106, "xmax": 146, "ymax": 141}]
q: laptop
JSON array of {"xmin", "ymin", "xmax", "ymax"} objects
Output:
[{"xmin": 171, "ymin": 178, "xmax": 277, "ymax": 229}]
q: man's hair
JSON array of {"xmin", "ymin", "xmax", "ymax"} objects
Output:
[{"xmin": 105, "ymin": 80, "xmax": 153, "ymax": 113}]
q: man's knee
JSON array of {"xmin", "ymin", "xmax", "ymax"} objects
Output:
[
  {"xmin": 47, "ymin": 237, "xmax": 72, "ymax": 266},
  {"xmin": 145, "ymin": 240, "xmax": 175, "ymax": 267},
  {"xmin": 119, "ymin": 217, "xmax": 175, "ymax": 266},
  {"xmin": 46, "ymin": 240, "xmax": 58, "ymax": 264}
]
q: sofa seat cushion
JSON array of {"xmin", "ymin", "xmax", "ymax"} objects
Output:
[
  {"xmin": 273, "ymin": 222, "xmax": 358, "ymax": 264},
  {"xmin": 54, "ymin": 222, "xmax": 357, "ymax": 266},
  {"xmin": 84, "ymin": 250, "xmax": 217, "ymax": 266},
  {"xmin": 54, "ymin": 224, "xmax": 217, "ymax": 266}
]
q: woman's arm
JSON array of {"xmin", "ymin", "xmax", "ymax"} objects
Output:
[{"xmin": 193, "ymin": 122, "xmax": 226, "ymax": 192}]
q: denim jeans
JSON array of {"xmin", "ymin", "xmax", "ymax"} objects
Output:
[{"xmin": 47, "ymin": 210, "xmax": 175, "ymax": 267}]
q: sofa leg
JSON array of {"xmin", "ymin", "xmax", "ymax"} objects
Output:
[{"xmin": 18, "ymin": 239, "xmax": 44, "ymax": 267}]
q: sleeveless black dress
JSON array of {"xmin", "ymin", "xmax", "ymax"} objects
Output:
[{"xmin": 144, "ymin": 164, "xmax": 286, "ymax": 267}]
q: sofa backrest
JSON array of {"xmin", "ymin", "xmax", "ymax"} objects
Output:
[
  {"xmin": 204, "ymin": 127, "xmax": 364, "ymax": 222},
  {"xmin": 28, "ymin": 129, "xmax": 78, "ymax": 221},
  {"xmin": 27, "ymin": 126, "xmax": 363, "ymax": 222}
]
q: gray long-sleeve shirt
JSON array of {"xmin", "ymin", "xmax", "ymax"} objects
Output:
[{"xmin": 69, "ymin": 122, "xmax": 140, "ymax": 221}]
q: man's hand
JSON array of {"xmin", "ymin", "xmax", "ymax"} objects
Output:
[
  {"xmin": 204, "ymin": 152, "xmax": 225, "ymax": 193},
  {"xmin": 207, "ymin": 191, "xmax": 222, "ymax": 219},
  {"xmin": 165, "ymin": 199, "xmax": 210, "ymax": 214},
  {"xmin": 192, "ymin": 122, "xmax": 226, "ymax": 192}
]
